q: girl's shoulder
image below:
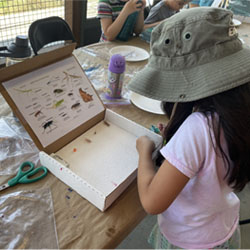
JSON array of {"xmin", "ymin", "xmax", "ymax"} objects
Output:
[
  {"xmin": 184, "ymin": 112, "xmax": 210, "ymax": 127},
  {"xmin": 168, "ymin": 112, "xmax": 213, "ymax": 144},
  {"xmin": 161, "ymin": 112, "xmax": 216, "ymax": 178},
  {"xmin": 180, "ymin": 112, "xmax": 216, "ymax": 139}
]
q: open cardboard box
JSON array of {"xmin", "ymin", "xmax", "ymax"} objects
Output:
[{"xmin": 0, "ymin": 44, "xmax": 162, "ymax": 211}]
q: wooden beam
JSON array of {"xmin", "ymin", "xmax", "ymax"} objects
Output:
[
  {"xmin": 72, "ymin": 0, "xmax": 86, "ymax": 47},
  {"xmin": 65, "ymin": 0, "xmax": 73, "ymax": 29}
]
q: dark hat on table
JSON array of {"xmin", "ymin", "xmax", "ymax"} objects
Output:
[{"xmin": 128, "ymin": 7, "xmax": 250, "ymax": 102}]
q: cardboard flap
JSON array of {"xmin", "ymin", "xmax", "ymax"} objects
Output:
[{"xmin": 0, "ymin": 44, "xmax": 105, "ymax": 154}]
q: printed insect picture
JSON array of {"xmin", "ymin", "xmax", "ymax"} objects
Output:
[
  {"xmin": 34, "ymin": 110, "xmax": 43, "ymax": 117},
  {"xmin": 41, "ymin": 120, "xmax": 58, "ymax": 133},
  {"xmin": 71, "ymin": 102, "xmax": 81, "ymax": 110},
  {"xmin": 13, "ymin": 86, "xmax": 41, "ymax": 97},
  {"xmin": 62, "ymin": 71, "xmax": 82, "ymax": 89},
  {"xmin": 33, "ymin": 109, "xmax": 46, "ymax": 121},
  {"xmin": 50, "ymin": 99, "xmax": 65, "ymax": 109},
  {"xmin": 53, "ymin": 88, "xmax": 64, "ymax": 96},
  {"xmin": 79, "ymin": 88, "xmax": 93, "ymax": 102}
]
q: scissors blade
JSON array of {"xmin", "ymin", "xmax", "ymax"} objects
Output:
[{"xmin": 0, "ymin": 182, "xmax": 10, "ymax": 191}]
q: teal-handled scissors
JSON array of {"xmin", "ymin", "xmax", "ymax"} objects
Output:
[{"xmin": 0, "ymin": 161, "xmax": 48, "ymax": 191}]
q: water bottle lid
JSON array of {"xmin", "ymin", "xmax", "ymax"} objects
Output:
[
  {"xmin": 109, "ymin": 54, "xmax": 126, "ymax": 74},
  {"xmin": 7, "ymin": 35, "xmax": 32, "ymax": 58}
]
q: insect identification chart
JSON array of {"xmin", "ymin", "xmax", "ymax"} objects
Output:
[{"xmin": 3, "ymin": 57, "xmax": 104, "ymax": 147}]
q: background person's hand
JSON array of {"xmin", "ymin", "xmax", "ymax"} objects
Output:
[
  {"xmin": 158, "ymin": 123, "xmax": 166, "ymax": 136},
  {"xmin": 138, "ymin": 0, "xmax": 146, "ymax": 11},
  {"xmin": 124, "ymin": 0, "xmax": 144, "ymax": 15}
]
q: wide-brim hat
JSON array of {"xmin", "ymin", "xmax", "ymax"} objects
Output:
[{"xmin": 128, "ymin": 7, "xmax": 250, "ymax": 102}]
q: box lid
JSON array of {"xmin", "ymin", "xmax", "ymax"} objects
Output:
[{"xmin": 0, "ymin": 44, "xmax": 105, "ymax": 154}]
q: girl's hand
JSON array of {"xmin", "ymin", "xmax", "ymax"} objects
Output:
[{"xmin": 136, "ymin": 136, "xmax": 155, "ymax": 156}]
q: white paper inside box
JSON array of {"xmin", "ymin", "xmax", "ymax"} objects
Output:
[
  {"xmin": 0, "ymin": 44, "xmax": 162, "ymax": 212},
  {"xmin": 40, "ymin": 109, "xmax": 162, "ymax": 211}
]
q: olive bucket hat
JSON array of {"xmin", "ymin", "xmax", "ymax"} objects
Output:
[{"xmin": 128, "ymin": 7, "xmax": 250, "ymax": 102}]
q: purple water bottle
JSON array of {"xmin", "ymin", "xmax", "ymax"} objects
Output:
[{"xmin": 106, "ymin": 54, "xmax": 126, "ymax": 99}]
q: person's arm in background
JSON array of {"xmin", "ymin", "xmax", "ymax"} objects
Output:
[
  {"xmin": 134, "ymin": 0, "xmax": 146, "ymax": 34},
  {"xmin": 143, "ymin": 20, "xmax": 162, "ymax": 30},
  {"xmin": 189, "ymin": 0, "xmax": 200, "ymax": 7},
  {"xmin": 143, "ymin": 0, "xmax": 165, "ymax": 31},
  {"xmin": 101, "ymin": 0, "xmax": 143, "ymax": 41},
  {"xmin": 189, "ymin": 3, "xmax": 199, "ymax": 7}
]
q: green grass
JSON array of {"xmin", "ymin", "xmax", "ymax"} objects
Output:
[{"xmin": 0, "ymin": 0, "xmax": 64, "ymax": 15}]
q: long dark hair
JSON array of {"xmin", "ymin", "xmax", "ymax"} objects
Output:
[{"xmin": 157, "ymin": 83, "xmax": 250, "ymax": 192}]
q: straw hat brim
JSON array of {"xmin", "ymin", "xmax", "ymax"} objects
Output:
[{"xmin": 128, "ymin": 46, "xmax": 250, "ymax": 102}]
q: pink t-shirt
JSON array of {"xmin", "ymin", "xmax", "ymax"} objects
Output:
[{"xmin": 159, "ymin": 112, "xmax": 240, "ymax": 249}]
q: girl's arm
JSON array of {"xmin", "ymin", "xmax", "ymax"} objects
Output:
[
  {"xmin": 101, "ymin": 0, "xmax": 142, "ymax": 41},
  {"xmin": 134, "ymin": 0, "xmax": 146, "ymax": 34},
  {"xmin": 136, "ymin": 136, "xmax": 189, "ymax": 215}
]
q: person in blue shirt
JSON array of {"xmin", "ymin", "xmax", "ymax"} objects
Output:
[{"xmin": 189, "ymin": 0, "xmax": 213, "ymax": 7}]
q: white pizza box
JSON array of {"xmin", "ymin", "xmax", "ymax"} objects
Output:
[{"xmin": 0, "ymin": 44, "xmax": 162, "ymax": 211}]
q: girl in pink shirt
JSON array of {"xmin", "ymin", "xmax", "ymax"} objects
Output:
[{"xmin": 128, "ymin": 7, "xmax": 250, "ymax": 249}]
